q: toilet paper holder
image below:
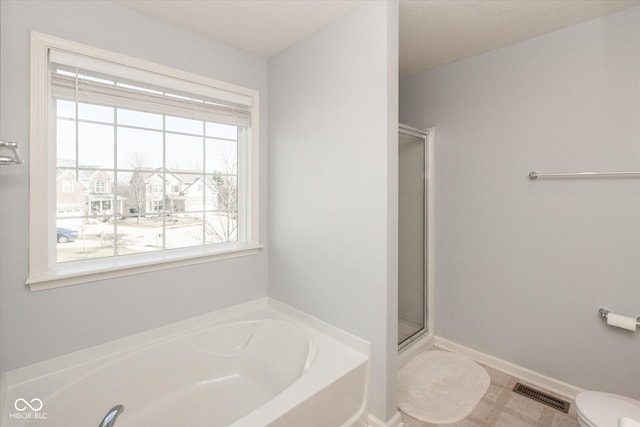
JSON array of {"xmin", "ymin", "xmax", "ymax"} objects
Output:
[{"xmin": 598, "ymin": 308, "xmax": 640, "ymax": 327}]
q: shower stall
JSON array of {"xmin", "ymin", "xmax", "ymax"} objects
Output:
[{"xmin": 398, "ymin": 124, "xmax": 432, "ymax": 351}]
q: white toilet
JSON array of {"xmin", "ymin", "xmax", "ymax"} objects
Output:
[{"xmin": 576, "ymin": 391, "xmax": 640, "ymax": 427}]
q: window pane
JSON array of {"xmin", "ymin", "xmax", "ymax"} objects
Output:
[
  {"xmin": 166, "ymin": 116, "xmax": 203, "ymax": 136},
  {"xmin": 56, "ymin": 119, "xmax": 76, "ymax": 162},
  {"xmin": 117, "ymin": 127, "xmax": 163, "ymax": 169},
  {"xmin": 206, "ymin": 122, "xmax": 236, "ymax": 140},
  {"xmin": 78, "ymin": 123, "xmax": 114, "ymax": 168},
  {"xmin": 208, "ymin": 175, "xmax": 237, "ymax": 211},
  {"xmin": 56, "ymin": 170, "xmax": 85, "ymax": 217},
  {"xmin": 181, "ymin": 177, "xmax": 205, "ymax": 213},
  {"xmin": 112, "ymin": 216, "xmax": 163, "ymax": 254},
  {"xmin": 57, "ymin": 100, "xmax": 76, "ymax": 119},
  {"xmin": 118, "ymin": 108, "xmax": 163, "ymax": 130},
  {"xmin": 56, "ymin": 220, "xmax": 118, "ymax": 263},
  {"xmin": 78, "ymin": 102, "xmax": 113, "ymax": 123},
  {"xmin": 205, "ymin": 212, "xmax": 237, "ymax": 244},
  {"xmin": 165, "ymin": 216, "xmax": 204, "ymax": 249},
  {"xmin": 205, "ymin": 138, "xmax": 237, "ymax": 174},
  {"xmin": 166, "ymin": 133, "xmax": 202, "ymax": 172}
]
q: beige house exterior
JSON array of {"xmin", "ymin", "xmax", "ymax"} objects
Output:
[{"xmin": 57, "ymin": 165, "xmax": 222, "ymax": 219}]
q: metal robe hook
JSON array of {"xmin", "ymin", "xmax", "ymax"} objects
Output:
[{"xmin": 0, "ymin": 140, "xmax": 24, "ymax": 165}]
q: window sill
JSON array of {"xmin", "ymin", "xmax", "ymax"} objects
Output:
[{"xmin": 26, "ymin": 244, "xmax": 262, "ymax": 291}]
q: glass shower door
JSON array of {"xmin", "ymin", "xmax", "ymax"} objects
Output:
[{"xmin": 398, "ymin": 126, "xmax": 427, "ymax": 347}]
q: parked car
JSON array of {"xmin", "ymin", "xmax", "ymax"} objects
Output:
[{"xmin": 57, "ymin": 227, "xmax": 78, "ymax": 243}]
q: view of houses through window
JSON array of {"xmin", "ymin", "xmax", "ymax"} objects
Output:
[{"xmin": 55, "ymin": 99, "xmax": 240, "ymax": 263}]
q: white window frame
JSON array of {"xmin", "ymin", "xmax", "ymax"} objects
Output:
[{"xmin": 27, "ymin": 32, "xmax": 261, "ymax": 291}]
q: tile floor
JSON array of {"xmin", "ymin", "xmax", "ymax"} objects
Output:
[{"xmin": 400, "ymin": 364, "xmax": 580, "ymax": 427}]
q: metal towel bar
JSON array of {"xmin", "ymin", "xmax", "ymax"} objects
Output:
[
  {"xmin": 529, "ymin": 171, "xmax": 640, "ymax": 179},
  {"xmin": 0, "ymin": 140, "xmax": 23, "ymax": 165}
]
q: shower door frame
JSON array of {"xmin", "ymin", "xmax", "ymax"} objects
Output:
[{"xmin": 398, "ymin": 124, "xmax": 434, "ymax": 352}]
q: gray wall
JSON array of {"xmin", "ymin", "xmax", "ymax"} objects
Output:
[
  {"xmin": 400, "ymin": 7, "xmax": 640, "ymax": 398},
  {"xmin": 268, "ymin": 1, "xmax": 399, "ymax": 421},
  {"xmin": 0, "ymin": 0, "xmax": 269, "ymax": 371}
]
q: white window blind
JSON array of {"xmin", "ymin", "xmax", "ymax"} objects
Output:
[{"xmin": 49, "ymin": 50, "xmax": 252, "ymax": 127}]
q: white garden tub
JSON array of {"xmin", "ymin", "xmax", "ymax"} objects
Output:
[{"xmin": 0, "ymin": 298, "xmax": 370, "ymax": 427}]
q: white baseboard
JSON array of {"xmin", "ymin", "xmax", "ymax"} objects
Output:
[
  {"xmin": 435, "ymin": 336, "xmax": 584, "ymax": 400},
  {"xmin": 368, "ymin": 411, "xmax": 403, "ymax": 427}
]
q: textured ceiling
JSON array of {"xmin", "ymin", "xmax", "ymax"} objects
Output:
[
  {"xmin": 400, "ymin": 0, "xmax": 640, "ymax": 77},
  {"xmin": 116, "ymin": 0, "xmax": 640, "ymax": 78}
]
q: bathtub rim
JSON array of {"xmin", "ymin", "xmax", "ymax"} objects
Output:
[{"xmin": 0, "ymin": 297, "xmax": 371, "ymax": 422}]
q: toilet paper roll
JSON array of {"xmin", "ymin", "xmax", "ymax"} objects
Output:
[{"xmin": 606, "ymin": 313, "xmax": 638, "ymax": 331}]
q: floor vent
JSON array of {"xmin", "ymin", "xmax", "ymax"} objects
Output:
[{"xmin": 512, "ymin": 383, "xmax": 570, "ymax": 413}]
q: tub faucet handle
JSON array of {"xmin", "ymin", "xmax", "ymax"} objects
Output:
[{"xmin": 99, "ymin": 405, "xmax": 124, "ymax": 427}]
